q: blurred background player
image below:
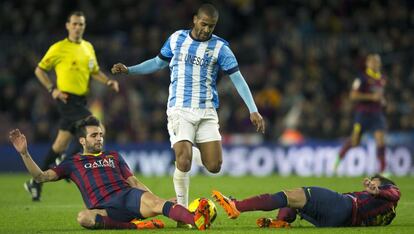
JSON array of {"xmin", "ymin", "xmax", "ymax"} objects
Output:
[
  {"xmin": 111, "ymin": 3, "xmax": 265, "ymax": 227},
  {"xmin": 213, "ymin": 174, "xmax": 400, "ymax": 228},
  {"xmin": 10, "ymin": 116, "xmax": 212, "ymax": 230},
  {"xmin": 24, "ymin": 11, "xmax": 120, "ymax": 201},
  {"xmin": 335, "ymin": 54, "xmax": 388, "ymax": 174}
]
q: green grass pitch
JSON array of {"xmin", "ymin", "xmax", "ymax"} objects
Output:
[{"xmin": 1, "ymin": 173, "xmax": 413, "ymax": 233}]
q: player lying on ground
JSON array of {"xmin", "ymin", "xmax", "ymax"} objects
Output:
[
  {"xmin": 212, "ymin": 175, "xmax": 400, "ymax": 228},
  {"xmin": 9, "ymin": 116, "xmax": 211, "ymax": 230}
]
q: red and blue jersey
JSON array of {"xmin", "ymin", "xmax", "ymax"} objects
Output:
[
  {"xmin": 51, "ymin": 151, "xmax": 133, "ymax": 209},
  {"xmin": 345, "ymin": 184, "xmax": 400, "ymax": 226},
  {"xmin": 352, "ymin": 69, "xmax": 386, "ymax": 113}
]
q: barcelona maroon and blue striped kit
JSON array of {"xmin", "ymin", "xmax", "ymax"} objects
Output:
[
  {"xmin": 354, "ymin": 70, "xmax": 386, "ymax": 113},
  {"xmin": 51, "ymin": 151, "xmax": 133, "ymax": 208},
  {"xmin": 346, "ymin": 184, "xmax": 400, "ymax": 226},
  {"xmin": 297, "ymin": 184, "xmax": 399, "ymax": 227},
  {"xmin": 352, "ymin": 70, "xmax": 387, "ymax": 132}
]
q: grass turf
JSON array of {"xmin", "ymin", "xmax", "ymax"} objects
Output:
[{"xmin": 0, "ymin": 173, "xmax": 413, "ymax": 233}]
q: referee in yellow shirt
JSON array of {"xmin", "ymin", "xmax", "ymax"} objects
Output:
[{"xmin": 24, "ymin": 11, "xmax": 119, "ymax": 201}]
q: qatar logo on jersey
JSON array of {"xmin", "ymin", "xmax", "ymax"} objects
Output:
[{"xmin": 84, "ymin": 158, "xmax": 115, "ymax": 169}]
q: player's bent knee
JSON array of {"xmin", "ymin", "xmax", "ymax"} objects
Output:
[
  {"xmin": 176, "ymin": 158, "xmax": 192, "ymax": 171},
  {"xmin": 205, "ymin": 163, "xmax": 221, "ymax": 173},
  {"xmin": 284, "ymin": 189, "xmax": 306, "ymax": 208},
  {"xmin": 141, "ymin": 193, "xmax": 165, "ymax": 216},
  {"xmin": 77, "ymin": 210, "xmax": 95, "ymax": 228}
]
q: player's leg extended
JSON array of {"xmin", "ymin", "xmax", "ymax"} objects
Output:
[
  {"xmin": 44, "ymin": 130, "xmax": 73, "ymax": 169},
  {"xmin": 173, "ymin": 140, "xmax": 193, "ymax": 208},
  {"xmin": 335, "ymin": 122, "xmax": 363, "ymax": 170},
  {"xmin": 197, "ymin": 141, "xmax": 222, "ymax": 173},
  {"xmin": 167, "ymin": 108, "xmax": 198, "ymax": 209},
  {"xmin": 196, "ymin": 110, "xmax": 223, "ymax": 173},
  {"xmin": 212, "ymin": 188, "xmax": 301, "ymax": 219},
  {"xmin": 374, "ymin": 130, "xmax": 386, "ymax": 173},
  {"xmin": 139, "ymin": 191, "xmax": 211, "ymax": 230},
  {"xmin": 256, "ymin": 189, "xmax": 305, "ymax": 228},
  {"xmin": 77, "ymin": 209, "xmax": 159, "ymax": 230}
]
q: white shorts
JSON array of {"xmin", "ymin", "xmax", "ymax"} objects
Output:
[{"xmin": 166, "ymin": 107, "xmax": 221, "ymax": 147}]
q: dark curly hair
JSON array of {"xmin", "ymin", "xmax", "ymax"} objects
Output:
[
  {"xmin": 371, "ymin": 174, "xmax": 396, "ymax": 186},
  {"xmin": 76, "ymin": 116, "xmax": 101, "ymax": 138}
]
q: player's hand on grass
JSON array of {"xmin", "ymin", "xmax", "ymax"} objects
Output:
[
  {"xmin": 106, "ymin": 80, "xmax": 119, "ymax": 92},
  {"xmin": 111, "ymin": 63, "xmax": 128, "ymax": 74},
  {"xmin": 51, "ymin": 89, "xmax": 69, "ymax": 104},
  {"xmin": 250, "ymin": 112, "xmax": 265, "ymax": 134},
  {"xmin": 9, "ymin": 129, "xmax": 28, "ymax": 155}
]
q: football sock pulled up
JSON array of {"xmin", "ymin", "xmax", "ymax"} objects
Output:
[
  {"xmin": 235, "ymin": 192, "xmax": 288, "ymax": 212},
  {"xmin": 173, "ymin": 168, "xmax": 190, "ymax": 207},
  {"xmin": 94, "ymin": 215, "xmax": 136, "ymax": 229},
  {"xmin": 163, "ymin": 201, "xmax": 195, "ymax": 226}
]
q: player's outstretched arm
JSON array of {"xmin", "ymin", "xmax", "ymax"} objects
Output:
[
  {"xmin": 229, "ymin": 71, "xmax": 265, "ymax": 133},
  {"xmin": 9, "ymin": 129, "xmax": 59, "ymax": 183},
  {"xmin": 111, "ymin": 56, "xmax": 168, "ymax": 76}
]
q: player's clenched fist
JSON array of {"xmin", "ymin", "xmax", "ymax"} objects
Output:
[{"xmin": 111, "ymin": 63, "xmax": 128, "ymax": 74}]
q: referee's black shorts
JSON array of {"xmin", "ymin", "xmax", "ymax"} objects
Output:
[{"xmin": 56, "ymin": 93, "xmax": 92, "ymax": 134}]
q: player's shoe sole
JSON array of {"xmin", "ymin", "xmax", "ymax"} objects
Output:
[
  {"xmin": 130, "ymin": 219, "xmax": 164, "ymax": 229},
  {"xmin": 256, "ymin": 218, "xmax": 290, "ymax": 228},
  {"xmin": 211, "ymin": 190, "xmax": 240, "ymax": 219},
  {"xmin": 193, "ymin": 198, "xmax": 211, "ymax": 230}
]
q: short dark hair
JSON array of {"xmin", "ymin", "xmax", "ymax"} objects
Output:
[
  {"xmin": 371, "ymin": 174, "xmax": 396, "ymax": 186},
  {"xmin": 76, "ymin": 116, "xmax": 100, "ymax": 138},
  {"xmin": 67, "ymin": 11, "xmax": 85, "ymax": 22},
  {"xmin": 197, "ymin": 4, "xmax": 219, "ymax": 18}
]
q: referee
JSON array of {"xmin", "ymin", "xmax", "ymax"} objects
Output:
[{"xmin": 24, "ymin": 11, "xmax": 119, "ymax": 201}]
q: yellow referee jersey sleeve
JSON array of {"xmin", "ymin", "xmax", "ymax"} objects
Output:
[{"xmin": 38, "ymin": 38, "xmax": 100, "ymax": 96}]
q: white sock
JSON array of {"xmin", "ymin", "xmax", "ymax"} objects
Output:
[
  {"xmin": 173, "ymin": 167, "xmax": 190, "ymax": 207},
  {"xmin": 192, "ymin": 146, "xmax": 203, "ymax": 167}
]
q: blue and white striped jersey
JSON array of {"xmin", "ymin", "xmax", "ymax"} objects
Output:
[{"xmin": 159, "ymin": 30, "xmax": 239, "ymax": 109}]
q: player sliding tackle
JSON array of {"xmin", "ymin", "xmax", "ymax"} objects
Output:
[
  {"xmin": 212, "ymin": 175, "xmax": 400, "ymax": 228},
  {"xmin": 9, "ymin": 116, "xmax": 212, "ymax": 230}
]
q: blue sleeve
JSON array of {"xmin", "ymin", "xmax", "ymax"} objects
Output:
[
  {"xmin": 218, "ymin": 45, "xmax": 239, "ymax": 75},
  {"xmin": 127, "ymin": 56, "xmax": 168, "ymax": 75},
  {"xmin": 229, "ymin": 71, "xmax": 258, "ymax": 113}
]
